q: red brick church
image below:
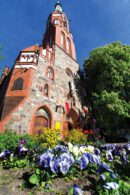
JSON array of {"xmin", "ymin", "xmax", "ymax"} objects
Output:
[{"xmin": 0, "ymin": 1, "xmax": 85, "ymax": 134}]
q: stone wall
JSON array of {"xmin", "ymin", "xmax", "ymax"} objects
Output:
[{"xmin": 4, "ymin": 45, "xmax": 82, "ymax": 133}]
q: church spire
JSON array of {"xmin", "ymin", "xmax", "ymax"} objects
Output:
[
  {"xmin": 55, "ymin": 0, "xmax": 63, "ymax": 13},
  {"xmin": 42, "ymin": 1, "xmax": 76, "ymax": 60}
]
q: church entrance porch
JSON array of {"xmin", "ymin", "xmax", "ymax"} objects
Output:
[
  {"xmin": 63, "ymin": 108, "xmax": 79, "ymax": 131},
  {"xmin": 33, "ymin": 106, "xmax": 51, "ymax": 134}
]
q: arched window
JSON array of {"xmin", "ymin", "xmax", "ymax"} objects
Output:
[
  {"xmin": 12, "ymin": 78, "xmax": 24, "ymax": 90},
  {"xmin": 66, "ymin": 38, "xmax": 71, "ymax": 55},
  {"xmin": 44, "ymin": 84, "xmax": 49, "ymax": 96},
  {"xmin": 66, "ymin": 68, "xmax": 73, "ymax": 77},
  {"xmin": 46, "ymin": 67, "xmax": 54, "ymax": 80},
  {"xmin": 61, "ymin": 32, "xmax": 65, "ymax": 49}
]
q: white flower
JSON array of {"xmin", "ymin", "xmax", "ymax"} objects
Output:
[
  {"xmin": 72, "ymin": 145, "xmax": 79, "ymax": 157},
  {"xmin": 85, "ymin": 145, "xmax": 94, "ymax": 153},
  {"xmin": 68, "ymin": 142, "xmax": 73, "ymax": 153},
  {"xmin": 79, "ymin": 146, "xmax": 86, "ymax": 154}
]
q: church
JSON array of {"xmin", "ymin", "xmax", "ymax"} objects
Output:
[{"xmin": 0, "ymin": 2, "xmax": 85, "ymax": 134}]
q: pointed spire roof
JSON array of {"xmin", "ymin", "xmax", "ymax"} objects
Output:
[
  {"xmin": 55, "ymin": 0, "xmax": 63, "ymax": 12},
  {"xmin": 22, "ymin": 45, "xmax": 39, "ymax": 52}
]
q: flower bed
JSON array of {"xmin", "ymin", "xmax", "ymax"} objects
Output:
[{"xmin": 0, "ymin": 133, "xmax": 130, "ymax": 194}]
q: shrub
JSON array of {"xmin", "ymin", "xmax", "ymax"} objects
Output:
[
  {"xmin": 0, "ymin": 130, "xmax": 35, "ymax": 152},
  {"xmin": 0, "ymin": 131, "xmax": 19, "ymax": 152},
  {"xmin": 64, "ymin": 129, "xmax": 86, "ymax": 144},
  {"xmin": 34, "ymin": 128, "xmax": 61, "ymax": 148}
]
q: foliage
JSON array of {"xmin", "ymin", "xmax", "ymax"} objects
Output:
[
  {"xmin": 0, "ymin": 131, "xmax": 35, "ymax": 152},
  {"xmin": 84, "ymin": 42, "xmax": 130, "ymax": 133},
  {"xmin": 64, "ymin": 129, "xmax": 86, "ymax": 144},
  {"xmin": 34, "ymin": 128, "xmax": 61, "ymax": 148},
  {"xmin": 0, "ymin": 136, "xmax": 130, "ymax": 194}
]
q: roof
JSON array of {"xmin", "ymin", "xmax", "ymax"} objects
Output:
[{"xmin": 22, "ymin": 45, "xmax": 39, "ymax": 52}]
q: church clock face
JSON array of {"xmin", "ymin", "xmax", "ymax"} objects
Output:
[{"xmin": 53, "ymin": 19, "xmax": 60, "ymax": 25}]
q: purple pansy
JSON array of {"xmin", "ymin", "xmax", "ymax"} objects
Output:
[
  {"xmin": 0, "ymin": 150, "xmax": 11, "ymax": 159},
  {"xmin": 78, "ymin": 155, "xmax": 89, "ymax": 170},
  {"xmin": 104, "ymin": 182, "xmax": 119, "ymax": 190},
  {"xmin": 39, "ymin": 152, "xmax": 54, "ymax": 168},
  {"xmin": 60, "ymin": 153, "xmax": 75, "ymax": 166},
  {"xmin": 85, "ymin": 153, "xmax": 100, "ymax": 164},
  {"xmin": 19, "ymin": 139, "xmax": 26, "ymax": 145},
  {"xmin": 15, "ymin": 145, "xmax": 28, "ymax": 157},
  {"xmin": 59, "ymin": 159, "xmax": 70, "ymax": 174},
  {"xmin": 50, "ymin": 159, "xmax": 59, "ymax": 173},
  {"xmin": 100, "ymin": 174, "xmax": 106, "ymax": 181},
  {"xmin": 55, "ymin": 145, "xmax": 69, "ymax": 153},
  {"xmin": 106, "ymin": 150, "xmax": 113, "ymax": 161},
  {"xmin": 73, "ymin": 184, "xmax": 83, "ymax": 195},
  {"xmin": 94, "ymin": 148, "xmax": 100, "ymax": 156},
  {"xmin": 98, "ymin": 163, "xmax": 113, "ymax": 174}
]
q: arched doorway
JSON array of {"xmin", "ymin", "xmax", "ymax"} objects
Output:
[
  {"xmin": 63, "ymin": 108, "xmax": 79, "ymax": 131},
  {"xmin": 34, "ymin": 107, "xmax": 51, "ymax": 133},
  {"xmin": 63, "ymin": 121, "xmax": 73, "ymax": 131}
]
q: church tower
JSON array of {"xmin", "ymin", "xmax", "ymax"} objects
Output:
[
  {"xmin": 0, "ymin": 2, "xmax": 83, "ymax": 134},
  {"xmin": 42, "ymin": 1, "xmax": 76, "ymax": 60}
]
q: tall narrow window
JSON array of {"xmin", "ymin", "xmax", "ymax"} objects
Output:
[
  {"xmin": 66, "ymin": 38, "xmax": 71, "ymax": 55},
  {"xmin": 12, "ymin": 78, "xmax": 24, "ymax": 90},
  {"xmin": 44, "ymin": 84, "xmax": 49, "ymax": 96},
  {"xmin": 46, "ymin": 67, "xmax": 54, "ymax": 80},
  {"xmin": 61, "ymin": 32, "xmax": 65, "ymax": 49}
]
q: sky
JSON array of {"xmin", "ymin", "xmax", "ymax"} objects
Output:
[{"xmin": 0, "ymin": 0, "xmax": 130, "ymax": 74}]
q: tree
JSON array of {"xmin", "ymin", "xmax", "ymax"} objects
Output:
[{"xmin": 84, "ymin": 42, "xmax": 130, "ymax": 135}]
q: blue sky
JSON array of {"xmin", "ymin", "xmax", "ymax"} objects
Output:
[{"xmin": 0, "ymin": 0, "xmax": 130, "ymax": 74}]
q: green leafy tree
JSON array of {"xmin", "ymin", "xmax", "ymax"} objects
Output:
[{"xmin": 84, "ymin": 42, "xmax": 130, "ymax": 135}]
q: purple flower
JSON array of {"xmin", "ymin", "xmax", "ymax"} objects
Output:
[
  {"xmin": 73, "ymin": 184, "xmax": 83, "ymax": 195},
  {"xmin": 50, "ymin": 159, "xmax": 59, "ymax": 173},
  {"xmin": 85, "ymin": 153, "xmax": 100, "ymax": 164},
  {"xmin": 100, "ymin": 174, "xmax": 106, "ymax": 181},
  {"xmin": 121, "ymin": 153, "xmax": 128, "ymax": 165},
  {"xmin": 98, "ymin": 163, "xmax": 113, "ymax": 174},
  {"xmin": 103, "ymin": 182, "xmax": 119, "ymax": 190},
  {"xmin": 39, "ymin": 152, "xmax": 54, "ymax": 168},
  {"xmin": 106, "ymin": 150, "xmax": 113, "ymax": 161},
  {"xmin": 102, "ymin": 144, "xmax": 115, "ymax": 151},
  {"xmin": 15, "ymin": 145, "xmax": 28, "ymax": 157},
  {"xmin": 124, "ymin": 143, "xmax": 130, "ymax": 152},
  {"xmin": 110, "ymin": 173, "xmax": 116, "ymax": 179},
  {"xmin": 59, "ymin": 160, "xmax": 70, "ymax": 174},
  {"xmin": 0, "ymin": 150, "xmax": 11, "ymax": 159},
  {"xmin": 19, "ymin": 139, "xmax": 26, "ymax": 145},
  {"xmin": 60, "ymin": 153, "xmax": 75, "ymax": 166},
  {"xmin": 94, "ymin": 148, "xmax": 100, "ymax": 156},
  {"xmin": 55, "ymin": 145, "xmax": 68, "ymax": 153},
  {"xmin": 78, "ymin": 155, "xmax": 89, "ymax": 170},
  {"xmin": 92, "ymin": 118, "xmax": 96, "ymax": 125},
  {"xmin": 19, "ymin": 146, "xmax": 28, "ymax": 157}
]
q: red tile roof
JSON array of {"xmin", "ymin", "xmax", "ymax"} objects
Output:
[{"xmin": 22, "ymin": 45, "xmax": 39, "ymax": 52}]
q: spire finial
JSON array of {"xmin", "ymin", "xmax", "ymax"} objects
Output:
[{"xmin": 55, "ymin": 0, "xmax": 63, "ymax": 12}]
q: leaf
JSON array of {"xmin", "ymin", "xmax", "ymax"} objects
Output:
[
  {"xmin": 29, "ymin": 174, "xmax": 40, "ymax": 186},
  {"xmin": 35, "ymin": 168, "xmax": 41, "ymax": 175},
  {"xmin": 68, "ymin": 187, "xmax": 74, "ymax": 195},
  {"xmin": 43, "ymin": 171, "xmax": 50, "ymax": 181}
]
